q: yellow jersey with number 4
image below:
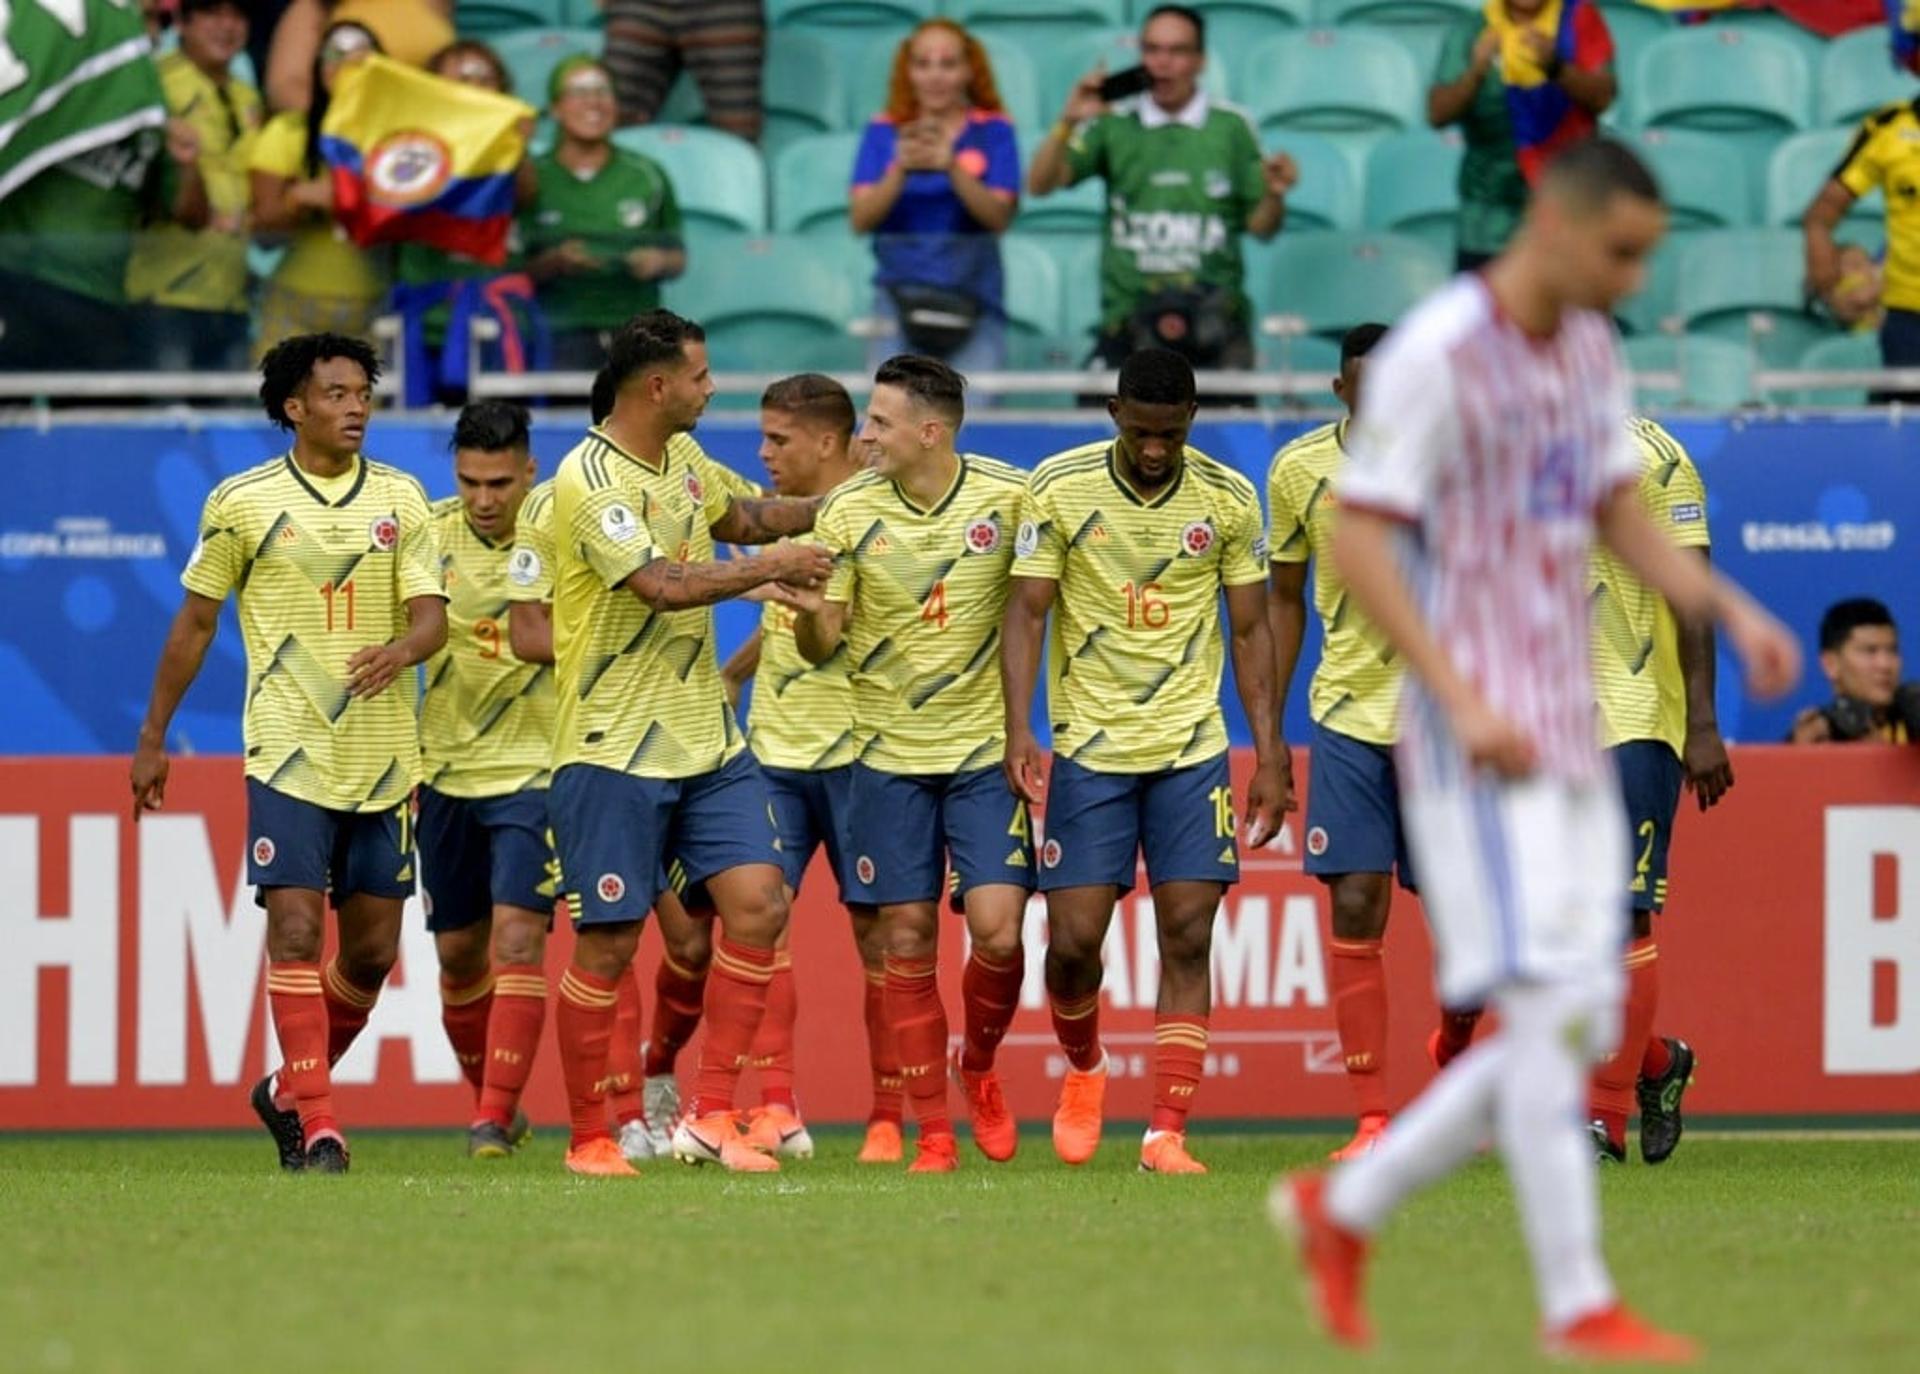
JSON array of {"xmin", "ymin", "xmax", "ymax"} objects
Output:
[
  {"xmin": 549, "ymin": 428, "xmax": 747, "ymax": 779},
  {"xmin": 1267, "ymin": 420, "xmax": 1402, "ymax": 747},
  {"xmin": 1015, "ymin": 442, "xmax": 1266, "ymax": 774},
  {"xmin": 1590, "ymin": 417, "xmax": 1710, "ymax": 755},
  {"xmin": 815, "ymin": 455, "xmax": 1026, "ymax": 774},
  {"xmin": 419, "ymin": 496, "xmax": 555, "ymax": 798},
  {"xmin": 180, "ymin": 454, "xmax": 444, "ymax": 812}
]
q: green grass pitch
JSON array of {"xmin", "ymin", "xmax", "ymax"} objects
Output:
[{"xmin": 3, "ymin": 1131, "xmax": 1916, "ymax": 1374}]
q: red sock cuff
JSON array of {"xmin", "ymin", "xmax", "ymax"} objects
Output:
[
  {"xmin": 1329, "ymin": 938, "xmax": 1384, "ymax": 958},
  {"xmin": 884, "ymin": 955, "xmax": 938, "ymax": 982},
  {"xmin": 714, "ymin": 936, "xmax": 777, "ymax": 982},
  {"xmin": 323, "ymin": 960, "xmax": 380, "ymax": 1010},
  {"xmin": 440, "ymin": 970, "xmax": 495, "ymax": 1005},
  {"xmin": 492, "ymin": 964, "xmax": 547, "ymax": 997},
  {"xmin": 559, "ymin": 965, "xmax": 620, "ymax": 1009}
]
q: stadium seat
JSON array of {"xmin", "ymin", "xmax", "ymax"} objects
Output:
[
  {"xmin": 767, "ymin": 0, "xmax": 935, "ymax": 28},
  {"xmin": 1256, "ymin": 231, "xmax": 1449, "ymax": 338},
  {"xmin": 1633, "ymin": 29, "xmax": 1811, "ymax": 133},
  {"xmin": 771, "ymin": 132, "xmax": 863, "ymax": 234},
  {"xmin": 1622, "ymin": 333, "xmax": 1757, "ymax": 411},
  {"xmin": 1765, "ymin": 129, "xmax": 1885, "ymax": 231},
  {"xmin": 662, "ymin": 235, "xmax": 865, "ymax": 375},
  {"xmin": 1620, "ymin": 128, "xmax": 1753, "ymax": 230},
  {"xmin": 999, "ymin": 235, "xmax": 1067, "ymax": 354},
  {"xmin": 1696, "ymin": 9, "xmax": 1828, "ymax": 80},
  {"xmin": 1363, "ymin": 129, "xmax": 1462, "ymax": 263},
  {"xmin": 951, "ymin": 0, "xmax": 1129, "ymax": 36},
  {"xmin": 1818, "ymin": 29, "xmax": 1920, "ymax": 128},
  {"xmin": 1614, "ymin": 242, "xmax": 1682, "ymax": 337},
  {"xmin": 1673, "ymin": 229, "xmax": 1837, "ymax": 367},
  {"xmin": 1268, "ymin": 131, "xmax": 1360, "ymax": 231},
  {"xmin": 1034, "ymin": 27, "xmax": 1233, "ymax": 118},
  {"xmin": 1315, "ymin": 0, "xmax": 1477, "ymax": 26},
  {"xmin": 560, "ymin": 0, "xmax": 604, "ymax": 24},
  {"xmin": 493, "ymin": 28, "xmax": 598, "ymax": 108},
  {"xmin": 851, "ymin": 31, "xmax": 1042, "ymax": 131},
  {"xmin": 455, "ymin": 0, "xmax": 569, "ymax": 34},
  {"xmin": 1055, "ymin": 234, "xmax": 1105, "ymax": 355},
  {"xmin": 763, "ymin": 32, "xmax": 850, "ymax": 155},
  {"xmin": 1133, "ymin": 0, "xmax": 1314, "ymax": 53},
  {"xmin": 1596, "ymin": 5, "xmax": 1671, "ymax": 113},
  {"xmin": 612, "ymin": 127, "xmax": 768, "ymax": 233},
  {"xmin": 1015, "ymin": 152, "xmax": 1108, "ymax": 232},
  {"xmin": 1378, "ymin": 23, "xmax": 1447, "ymax": 83},
  {"xmin": 1259, "ymin": 330, "xmax": 1342, "ymax": 405},
  {"xmin": 1789, "ymin": 332, "xmax": 1882, "ymax": 407},
  {"xmin": 1235, "ymin": 31, "xmax": 1422, "ymax": 139}
]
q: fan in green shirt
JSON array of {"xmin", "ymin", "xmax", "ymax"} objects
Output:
[{"xmin": 521, "ymin": 57, "xmax": 685, "ymax": 371}]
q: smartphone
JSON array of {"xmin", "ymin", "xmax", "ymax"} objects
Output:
[{"xmin": 1097, "ymin": 65, "xmax": 1154, "ymax": 102}]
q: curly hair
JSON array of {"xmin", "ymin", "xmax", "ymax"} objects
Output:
[
  {"xmin": 259, "ymin": 332, "xmax": 381, "ymax": 431},
  {"xmin": 885, "ymin": 19, "xmax": 1003, "ymax": 124}
]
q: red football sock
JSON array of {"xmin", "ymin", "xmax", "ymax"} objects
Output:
[
  {"xmin": 864, "ymin": 970, "xmax": 904, "ymax": 1125},
  {"xmin": 1329, "ymin": 937, "xmax": 1389, "ymax": 1119},
  {"xmin": 477, "ymin": 964, "xmax": 546, "ymax": 1130},
  {"xmin": 690, "ymin": 936, "xmax": 776, "ymax": 1118},
  {"xmin": 555, "ymin": 964, "xmax": 620, "ymax": 1150},
  {"xmin": 1591, "ymin": 937, "xmax": 1660, "ymax": 1149},
  {"xmin": 267, "ymin": 961, "xmax": 338, "ymax": 1146},
  {"xmin": 1641, "ymin": 1030, "xmax": 1674, "ymax": 1079},
  {"xmin": 439, "ymin": 969, "xmax": 494, "ymax": 1098},
  {"xmin": 1150, "ymin": 1013, "xmax": 1209, "ymax": 1133},
  {"xmin": 644, "ymin": 949, "xmax": 707, "ymax": 1078},
  {"xmin": 749, "ymin": 951, "xmax": 798, "ymax": 1111},
  {"xmin": 959, "ymin": 948, "xmax": 1024, "ymax": 1074},
  {"xmin": 1048, "ymin": 988, "xmax": 1103, "ymax": 1072},
  {"xmin": 606, "ymin": 966, "xmax": 644, "ymax": 1127},
  {"xmin": 1435, "ymin": 1006, "xmax": 1483, "ymax": 1064},
  {"xmin": 322, "ymin": 959, "xmax": 382, "ymax": 1067},
  {"xmin": 885, "ymin": 955, "xmax": 953, "ymax": 1138}
]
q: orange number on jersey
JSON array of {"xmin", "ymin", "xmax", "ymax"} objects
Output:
[
  {"xmin": 1123, "ymin": 580, "xmax": 1169, "ymax": 630},
  {"xmin": 475, "ymin": 618, "xmax": 501, "ymax": 659},
  {"xmin": 320, "ymin": 579, "xmax": 357, "ymax": 631},
  {"xmin": 920, "ymin": 580, "xmax": 950, "ymax": 630}
]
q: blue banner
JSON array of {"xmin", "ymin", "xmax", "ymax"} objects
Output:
[{"xmin": 1, "ymin": 414, "xmax": 1912, "ymax": 756}]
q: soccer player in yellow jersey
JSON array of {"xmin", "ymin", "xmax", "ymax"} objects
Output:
[
  {"xmin": 414, "ymin": 401, "xmax": 555, "ymax": 1160},
  {"xmin": 791, "ymin": 356, "xmax": 1033, "ymax": 1174},
  {"xmin": 1003, "ymin": 348, "xmax": 1283, "ymax": 1175},
  {"xmin": 130, "ymin": 334, "xmax": 448, "ymax": 1174},
  {"xmin": 1268, "ymin": 324, "xmax": 1412, "ymax": 1163},
  {"xmin": 545, "ymin": 310, "xmax": 832, "ymax": 1177},
  {"xmin": 1585, "ymin": 416, "xmax": 1727, "ymax": 1166}
]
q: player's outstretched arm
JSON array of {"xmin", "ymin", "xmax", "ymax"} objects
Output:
[
  {"xmin": 507, "ymin": 602, "xmax": 553, "ymax": 664},
  {"xmin": 721, "ymin": 628, "xmax": 763, "ymax": 708},
  {"xmin": 629, "ymin": 542, "xmax": 832, "ymax": 613},
  {"xmin": 346, "ymin": 595, "xmax": 449, "ymax": 699},
  {"xmin": 1000, "ymin": 576, "xmax": 1056, "ymax": 805},
  {"xmin": 1267, "ymin": 560, "xmax": 1310, "ymax": 814},
  {"xmin": 1595, "ymin": 486, "xmax": 1800, "ymax": 700},
  {"xmin": 1332, "ymin": 508, "xmax": 1536, "ymax": 778},
  {"xmin": 709, "ymin": 495, "xmax": 823, "ymax": 546},
  {"xmin": 1224, "ymin": 580, "xmax": 1285, "ymax": 845},
  {"xmin": 1675, "ymin": 548, "xmax": 1733, "ymax": 810},
  {"xmin": 131, "ymin": 592, "xmax": 224, "ymax": 821}
]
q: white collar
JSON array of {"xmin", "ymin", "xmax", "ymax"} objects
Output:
[{"xmin": 1136, "ymin": 89, "xmax": 1209, "ymax": 130}]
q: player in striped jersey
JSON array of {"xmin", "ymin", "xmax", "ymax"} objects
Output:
[
  {"xmin": 1273, "ymin": 139, "xmax": 1796, "ymax": 1362},
  {"xmin": 719, "ymin": 374, "xmax": 902, "ymax": 1162},
  {"xmin": 1004, "ymin": 348, "xmax": 1283, "ymax": 1176},
  {"xmin": 791, "ymin": 356, "xmax": 1034, "ymax": 1173},
  {"xmin": 416, "ymin": 401, "xmax": 556, "ymax": 1159},
  {"xmin": 1267, "ymin": 323, "xmax": 1412, "ymax": 1162},
  {"xmin": 545, "ymin": 310, "xmax": 832, "ymax": 1176},
  {"xmin": 131, "ymin": 334, "xmax": 448, "ymax": 1174}
]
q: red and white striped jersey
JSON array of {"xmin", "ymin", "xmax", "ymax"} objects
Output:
[{"xmin": 1339, "ymin": 276, "xmax": 1640, "ymax": 786}]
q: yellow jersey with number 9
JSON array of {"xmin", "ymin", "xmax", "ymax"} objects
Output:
[
  {"xmin": 814, "ymin": 455, "xmax": 1026, "ymax": 774},
  {"xmin": 1015, "ymin": 442, "xmax": 1266, "ymax": 775},
  {"xmin": 180, "ymin": 454, "xmax": 444, "ymax": 812}
]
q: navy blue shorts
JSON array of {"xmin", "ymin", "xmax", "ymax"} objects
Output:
[
  {"xmin": 549, "ymin": 751, "xmax": 782, "ymax": 929},
  {"xmin": 416, "ymin": 786, "xmax": 556, "ymax": 932},
  {"xmin": 1304, "ymin": 723, "xmax": 1416, "ymax": 890},
  {"xmin": 1039, "ymin": 752, "xmax": 1239, "ymax": 893},
  {"xmin": 245, "ymin": 779, "xmax": 414, "ymax": 905},
  {"xmin": 763, "ymin": 763, "xmax": 872, "ymax": 904},
  {"xmin": 847, "ymin": 762, "xmax": 1034, "ymax": 907},
  {"xmin": 1612, "ymin": 740, "xmax": 1684, "ymax": 914}
]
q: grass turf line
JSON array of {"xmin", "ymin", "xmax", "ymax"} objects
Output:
[{"xmin": 1, "ymin": 1134, "xmax": 1915, "ymax": 1374}]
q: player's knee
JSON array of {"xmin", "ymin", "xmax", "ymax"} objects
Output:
[
  {"xmin": 574, "ymin": 923, "xmax": 640, "ymax": 978},
  {"xmin": 663, "ymin": 918, "xmax": 713, "ymax": 972},
  {"xmin": 434, "ymin": 929, "xmax": 490, "ymax": 985},
  {"xmin": 1158, "ymin": 913, "xmax": 1213, "ymax": 975},
  {"xmin": 1329, "ymin": 881, "xmax": 1389, "ymax": 941},
  {"xmin": 1044, "ymin": 927, "xmax": 1102, "ymax": 973},
  {"xmin": 491, "ymin": 918, "xmax": 545, "ymax": 969},
  {"xmin": 884, "ymin": 918, "xmax": 937, "ymax": 962},
  {"xmin": 721, "ymin": 880, "xmax": 789, "ymax": 947},
  {"xmin": 969, "ymin": 924, "xmax": 1023, "ymax": 966}
]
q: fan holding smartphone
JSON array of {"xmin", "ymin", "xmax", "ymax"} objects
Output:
[{"xmin": 1026, "ymin": 5, "xmax": 1300, "ymax": 396}]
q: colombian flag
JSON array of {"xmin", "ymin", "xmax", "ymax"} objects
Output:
[
  {"xmin": 1893, "ymin": 0, "xmax": 1920, "ymax": 75},
  {"xmin": 319, "ymin": 55, "xmax": 531, "ymax": 265},
  {"xmin": 1484, "ymin": 0, "xmax": 1614, "ymax": 183}
]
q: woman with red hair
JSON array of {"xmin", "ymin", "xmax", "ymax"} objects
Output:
[{"xmin": 849, "ymin": 20, "xmax": 1020, "ymax": 372}]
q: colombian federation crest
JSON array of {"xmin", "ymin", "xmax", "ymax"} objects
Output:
[
  {"xmin": 252, "ymin": 837, "xmax": 276, "ymax": 867},
  {"xmin": 369, "ymin": 515, "xmax": 399, "ymax": 551},
  {"xmin": 1180, "ymin": 519, "xmax": 1215, "ymax": 556},
  {"xmin": 365, "ymin": 129, "xmax": 454, "ymax": 208},
  {"xmin": 965, "ymin": 516, "xmax": 1001, "ymax": 554},
  {"xmin": 855, "ymin": 855, "xmax": 877, "ymax": 885},
  {"xmin": 597, "ymin": 872, "xmax": 626, "ymax": 903},
  {"xmin": 1306, "ymin": 826, "xmax": 1329, "ymax": 858},
  {"xmin": 1041, "ymin": 838, "xmax": 1063, "ymax": 868},
  {"xmin": 684, "ymin": 469, "xmax": 706, "ymax": 504}
]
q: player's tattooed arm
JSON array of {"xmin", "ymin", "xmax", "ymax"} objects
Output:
[
  {"xmin": 1226, "ymin": 579, "xmax": 1285, "ymax": 846},
  {"xmin": 1267, "ymin": 560, "xmax": 1310, "ymax": 815},
  {"xmin": 1676, "ymin": 548, "xmax": 1733, "ymax": 810},
  {"xmin": 347, "ymin": 595, "xmax": 449, "ymax": 698},
  {"xmin": 708, "ymin": 495, "xmax": 823, "ymax": 546},
  {"xmin": 131, "ymin": 592, "xmax": 225, "ymax": 821},
  {"xmin": 1000, "ymin": 576, "xmax": 1057, "ymax": 805},
  {"xmin": 628, "ymin": 542, "xmax": 833, "ymax": 612},
  {"xmin": 508, "ymin": 601, "xmax": 553, "ymax": 664}
]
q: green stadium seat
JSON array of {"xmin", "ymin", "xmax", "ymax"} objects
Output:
[
  {"xmin": 1695, "ymin": 10, "xmax": 1828, "ymax": 80},
  {"xmin": 1363, "ymin": 129, "xmax": 1462, "ymax": 263},
  {"xmin": 1622, "ymin": 333, "xmax": 1757, "ymax": 411},
  {"xmin": 561, "ymin": 0, "xmax": 605, "ymax": 25},
  {"xmin": 1595, "ymin": 4, "xmax": 1671, "ymax": 111},
  {"xmin": 951, "ymin": 0, "xmax": 1129, "ymax": 37},
  {"xmin": 1673, "ymin": 229, "xmax": 1838, "ymax": 367},
  {"xmin": 1259, "ymin": 330, "xmax": 1342, "ymax": 405},
  {"xmin": 1235, "ymin": 30, "xmax": 1422, "ymax": 139},
  {"xmin": 493, "ymin": 28, "xmax": 598, "ymax": 109},
  {"xmin": 764, "ymin": 32, "xmax": 850, "ymax": 155},
  {"xmin": 1056, "ymin": 234, "xmax": 1105, "ymax": 355},
  {"xmin": 1378, "ymin": 23, "xmax": 1448, "ymax": 83},
  {"xmin": 1766, "ymin": 129, "xmax": 1885, "ymax": 231},
  {"xmin": 1000, "ymin": 234, "xmax": 1067, "ymax": 348},
  {"xmin": 1132, "ymin": 0, "xmax": 1314, "ymax": 52},
  {"xmin": 771, "ymin": 132, "xmax": 862, "ymax": 234},
  {"xmin": 768, "ymin": 0, "xmax": 935, "ymax": 28},
  {"xmin": 851, "ymin": 31, "xmax": 1042, "ymax": 130},
  {"xmin": 663, "ymin": 234, "xmax": 865, "ymax": 374},
  {"xmin": 1789, "ymin": 332, "xmax": 1882, "ymax": 407},
  {"xmin": 1819, "ymin": 29, "xmax": 1920, "ymax": 128},
  {"xmin": 612, "ymin": 127, "xmax": 768, "ymax": 233},
  {"xmin": 1620, "ymin": 128, "xmax": 1753, "ymax": 230},
  {"xmin": 1256, "ymin": 230, "xmax": 1449, "ymax": 338},
  {"xmin": 1015, "ymin": 151, "xmax": 1107, "ymax": 232},
  {"xmin": 455, "ymin": 0, "xmax": 570, "ymax": 34},
  {"xmin": 1268, "ymin": 130, "xmax": 1360, "ymax": 231},
  {"xmin": 1316, "ymin": 0, "xmax": 1478, "ymax": 26},
  {"xmin": 1614, "ymin": 241, "xmax": 1682, "ymax": 337},
  {"xmin": 656, "ymin": 71, "xmax": 704, "ymax": 124},
  {"xmin": 1633, "ymin": 28, "xmax": 1811, "ymax": 133}
]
